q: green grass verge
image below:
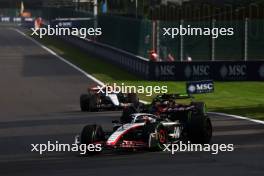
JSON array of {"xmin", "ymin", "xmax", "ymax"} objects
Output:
[{"xmin": 34, "ymin": 36, "xmax": 264, "ymax": 120}]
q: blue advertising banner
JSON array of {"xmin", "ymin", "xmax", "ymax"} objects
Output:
[{"xmin": 149, "ymin": 61, "xmax": 264, "ymax": 81}]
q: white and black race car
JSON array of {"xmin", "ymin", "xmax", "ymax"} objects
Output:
[
  {"xmin": 75, "ymin": 112, "xmax": 212, "ymax": 154},
  {"xmin": 80, "ymin": 86, "xmax": 140, "ymax": 111}
]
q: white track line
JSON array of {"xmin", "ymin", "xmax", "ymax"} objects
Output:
[
  {"xmin": 13, "ymin": 28, "xmax": 149, "ymax": 104},
  {"xmin": 208, "ymin": 112, "xmax": 264, "ymax": 125},
  {"xmin": 13, "ymin": 28, "xmax": 264, "ymax": 125},
  {"xmin": 12, "ymin": 28, "xmax": 104, "ymax": 86}
]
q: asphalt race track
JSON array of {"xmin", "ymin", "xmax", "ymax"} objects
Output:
[{"xmin": 0, "ymin": 27, "xmax": 263, "ymax": 176}]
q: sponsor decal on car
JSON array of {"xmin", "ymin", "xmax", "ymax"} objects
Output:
[{"xmin": 106, "ymin": 123, "xmax": 145, "ymax": 146}]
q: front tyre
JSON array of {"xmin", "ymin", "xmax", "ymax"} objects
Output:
[
  {"xmin": 80, "ymin": 124, "xmax": 105, "ymax": 155},
  {"xmin": 155, "ymin": 124, "xmax": 168, "ymax": 150},
  {"xmin": 147, "ymin": 123, "xmax": 168, "ymax": 151}
]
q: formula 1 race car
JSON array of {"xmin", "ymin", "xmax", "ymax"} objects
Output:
[
  {"xmin": 75, "ymin": 112, "xmax": 212, "ymax": 154},
  {"xmin": 80, "ymin": 86, "xmax": 140, "ymax": 111},
  {"xmin": 121, "ymin": 93, "xmax": 207, "ymax": 123}
]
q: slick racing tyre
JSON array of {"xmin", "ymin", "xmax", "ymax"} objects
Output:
[
  {"xmin": 155, "ymin": 124, "xmax": 168, "ymax": 150},
  {"xmin": 146, "ymin": 123, "xmax": 168, "ymax": 151},
  {"xmin": 80, "ymin": 124, "xmax": 105, "ymax": 155},
  {"xmin": 191, "ymin": 102, "xmax": 207, "ymax": 115},
  {"xmin": 187, "ymin": 112, "xmax": 212, "ymax": 144},
  {"xmin": 80, "ymin": 94, "xmax": 90, "ymax": 111},
  {"xmin": 80, "ymin": 94, "xmax": 97, "ymax": 112},
  {"xmin": 120, "ymin": 106, "xmax": 136, "ymax": 123},
  {"xmin": 88, "ymin": 94, "xmax": 98, "ymax": 112}
]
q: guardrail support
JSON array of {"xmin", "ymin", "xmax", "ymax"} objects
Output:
[
  {"xmin": 180, "ymin": 19, "xmax": 184, "ymax": 62},
  {"xmin": 211, "ymin": 19, "xmax": 216, "ymax": 61},
  {"xmin": 244, "ymin": 18, "xmax": 248, "ymax": 61}
]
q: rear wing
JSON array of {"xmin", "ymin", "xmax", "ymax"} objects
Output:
[
  {"xmin": 152, "ymin": 80, "xmax": 214, "ymax": 103},
  {"xmin": 154, "ymin": 93, "xmax": 192, "ymax": 101}
]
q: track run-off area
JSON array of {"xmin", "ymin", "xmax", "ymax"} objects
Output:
[{"xmin": 0, "ymin": 27, "xmax": 263, "ymax": 176}]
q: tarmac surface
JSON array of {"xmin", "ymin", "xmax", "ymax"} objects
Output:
[{"xmin": 0, "ymin": 27, "xmax": 263, "ymax": 176}]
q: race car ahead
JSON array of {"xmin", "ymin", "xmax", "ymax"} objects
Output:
[
  {"xmin": 80, "ymin": 86, "xmax": 140, "ymax": 112},
  {"xmin": 74, "ymin": 111, "xmax": 212, "ymax": 154},
  {"xmin": 121, "ymin": 93, "xmax": 207, "ymax": 123}
]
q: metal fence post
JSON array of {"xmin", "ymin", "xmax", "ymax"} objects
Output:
[
  {"xmin": 135, "ymin": 0, "xmax": 138, "ymax": 18},
  {"xmin": 93, "ymin": 0, "xmax": 98, "ymax": 41},
  {"xmin": 180, "ymin": 19, "xmax": 184, "ymax": 62},
  {"xmin": 244, "ymin": 18, "xmax": 248, "ymax": 61},
  {"xmin": 156, "ymin": 20, "xmax": 160, "ymax": 60},
  {"xmin": 211, "ymin": 19, "xmax": 216, "ymax": 61},
  {"xmin": 152, "ymin": 21, "xmax": 156, "ymax": 53}
]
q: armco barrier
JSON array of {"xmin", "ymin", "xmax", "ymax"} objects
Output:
[
  {"xmin": 59, "ymin": 35, "xmax": 264, "ymax": 81},
  {"xmin": 149, "ymin": 61, "xmax": 264, "ymax": 81},
  {"xmin": 59, "ymin": 35, "xmax": 150, "ymax": 79}
]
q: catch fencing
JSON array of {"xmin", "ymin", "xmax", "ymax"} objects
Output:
[
  {"xmin": 1, "ymin": 8, "xmax": 263, "ymax": 81},
  {"xmin": 1, "ymin": 8, "xmax": 263, "ymax": 61},
  {"xmin": 42, "ymin": 8, "xmax": 264, "ymax": 61}
]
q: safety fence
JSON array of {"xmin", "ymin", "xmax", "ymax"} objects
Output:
[
  {"xmin": 1, "ymin": 8, "xmax": 264, "ymax": 61},
  {"xmin": 60, "ymin": 35, "xmax": 150, "ymax": 79},
  {"xmin": 41, "ymin": 7, "xmax": 264, "ymax": 61}
]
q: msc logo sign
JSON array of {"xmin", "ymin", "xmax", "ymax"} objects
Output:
[
  {"xmin": 185, "ymin": 65, "xmax": 210, "ymax": 78},
  {"xmin": 186, "ymin": 80, "xmax": 214, "ymax": 94},
  {"xmin": 155, "ymin": 65, "xmax": 175, "ymax": 77},
  {"xmin": 259, "ymin": 64, "xmax": 264, "ymax": 78},
  {"xmin": 220, "ymin": 65, "xmax": 247, "ymax": 78},
  {"xmin": 58, "ymin": 22, "xmax": 72, "ymax": 27},
  {"xmin": 1, "ymin": 17, "xmax": 10, "ymax": 22}
]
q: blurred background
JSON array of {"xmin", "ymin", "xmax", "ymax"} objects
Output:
[{"xmin": 0, "ymin": 0, "xmax": 263, "ymax": 61}]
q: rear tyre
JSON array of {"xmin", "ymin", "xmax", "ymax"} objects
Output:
[
  {"xmin": 80, "ymin": 124, "xmax": 105, "ymax": 155},
  {"xmin": 80, "ymin": 94, "xmax": 98, "ymax": 112},
  {"xmin": 191, "ymin": 102, "xmax": 206, "ymax": 115},
  {"xmin": 80, "ymin": 94, "xmax": 90, "ymax": 111},
  {"xmin": 88, "ymin": 94, "xmax": 98, "ymax": 112},
  {"xmin": 187, "ymin": 112, "xmax": 212, "ymax": 144}
]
